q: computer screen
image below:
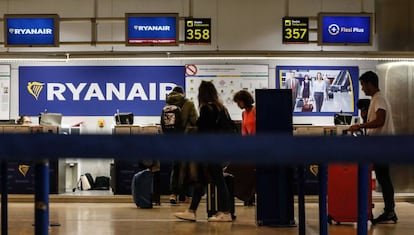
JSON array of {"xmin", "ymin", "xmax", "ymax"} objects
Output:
[
  {"xmin": 39, "ymin": 113, "xmax": 62, "ymax": 126},
  {"xmin": 114, "ymin": 112, "xmax": 134, "ymax": 125}
]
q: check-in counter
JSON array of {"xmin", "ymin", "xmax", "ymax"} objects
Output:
[
  {"xmin": 1, "ymin": 125, "xmax": 65, "ymax": 194},
  {"xmin": 113, "ymin": 125, "xmax": 160, "ymax": 135},
  {"xmin": 292, "ymin": 125, "xmax": 350, "ymax": 195},
  {"xmin": 111, "ymin": 125, "xmax": 169, "ymax": 195},
  {"xmin": 293, "ymin": 125, "xmax": 414, "ymax": 193}
]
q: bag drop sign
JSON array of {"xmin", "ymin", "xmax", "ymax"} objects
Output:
[{"xmin": 19, "ymin": 66, "xmax": 185, "ymax": 116}]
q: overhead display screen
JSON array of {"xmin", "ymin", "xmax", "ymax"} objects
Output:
[
  {"xmin": 125, "ymin": 13, "xmax": 178, "ymax": 46},
  {"xmin": 4, "ymin": 14, "xmax": 59, "ymax": 47},
  {"xmin": 318, "ymin": 13, "xmax": 373, "ymax": 45}
]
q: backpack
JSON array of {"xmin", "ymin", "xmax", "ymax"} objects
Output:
[
  {"xmin": 93, "ymin": 176, "xmax": 110, "ymax": 190},
  {"xmin": 216, "ymin": 107, "xmax": 239, "ymax": 134},
  {"xmin": 74, "ymin": 173, "xmax": 95, "ymax": 191},
  {"xmin": 161, "ymin": 102, "xmax": 184, "ymax": 133}
]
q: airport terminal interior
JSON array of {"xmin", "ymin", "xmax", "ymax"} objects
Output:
[{"xmin": 2, "ymin": 0, "xmax": 414, "ymax": 234}]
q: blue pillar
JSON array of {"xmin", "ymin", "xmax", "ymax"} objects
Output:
[
  {"xmin": 1, "ymin": 160, "xmax": 8, "ymax": 235},
  {"xmin": 35, "ymin": 160, "xmax": 49, "ymax": 235}
]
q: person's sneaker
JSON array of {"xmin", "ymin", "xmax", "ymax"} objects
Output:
[
  {"xmin": 372, "ymin": 211, "xmax": 398, "ymax": 225},
  {"xmin": 169, "ymin": 195, "xmax": 177, "ymax": 205},
  {"xmin": 207, "ymin": 212, "xmax": 233, "ymax": 222},
  {"xmin": 174, "ymin": 210, "xmax": 196, "ymax": 221}
]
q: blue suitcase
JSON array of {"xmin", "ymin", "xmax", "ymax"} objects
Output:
[{"xmin": 131, "ymin": 169, "xmax": 153, "ymax": 209}]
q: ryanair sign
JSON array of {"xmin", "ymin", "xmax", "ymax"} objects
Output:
[
  {"xmin": 19, "ymin": 66, "xmax": 185, "ymax": 116},
  {"xmin": 126, "ymin": 13, "xmax": 178, "ymax": 46},
  {"xmin": 4, "ymin": 14, "xmax": 59, "ymax": 47}
]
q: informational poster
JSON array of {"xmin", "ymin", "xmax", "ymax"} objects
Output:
[
  {"xmin": 185, "ymin": 65, "xmax": 268, "ymax": 120},
  {"xmin": 0, "ymin": 65, "xmax": 11, "ymax": 120},
  {"xmin": 19, "ymin": 66, "xmax": 184, "ymax": 116},
  {"xmin": 276, "ymin": 66, "xmax": 359, "ymax": 116}
]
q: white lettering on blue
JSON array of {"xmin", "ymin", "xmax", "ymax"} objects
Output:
[
  {"xmin": 135, "ymin": 25, "xmax": 171, "ymax": 31},
  {"xmin": 47, "ymin": 83, "xmax": 66, "ymax": 100},
  {"xmin": 127, "ymin": 83, "xmax": 148, "ymax": 100},
  {"xmin": 84, "ymin": 83, "xmax": 105, "ymax": 100},
  {"xmin": 106, "ymin": 83, "xmax": 125, "ymax": 101},
  {"xmin": 10, "ymin": 28, "xmax": 53, "ymax": 35},
  {"xmin": 45, "ymin": 82, "xmax": 176, "ymax": 101},
  {"xmin": 66, "ymin": 83, "xmax": 87, "ymax": 101}
]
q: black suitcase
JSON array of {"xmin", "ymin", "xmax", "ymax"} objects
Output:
[{"xmin": 206, "ymin": 173, "xmax": 236, "ymax": 220}]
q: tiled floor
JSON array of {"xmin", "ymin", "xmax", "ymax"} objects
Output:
[{"xmin": 3, "ymin": 193, "xmax": 414, "ymax": 235}]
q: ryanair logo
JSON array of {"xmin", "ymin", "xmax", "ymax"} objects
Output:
[
  {"xmin": 27, "ymin": 81, "xmax": 45, "ymax": 100},
  {"xmin": 18, "ymin": 164, "xmax": 31, "ymax": 177},
  {"xmin": 8, "ymin": 28, "xmax": 53, "ymax": 35},
  {"xmin": 133, "ymin": 25, "xmax": 171, "ymax": 31},
  {"xmin": 25, "ymin": 81, "xmax": 175, "ymax": 101},
  {"xmin": 309, "ymin": 165, "xmax": 319, "ymax": 176}
]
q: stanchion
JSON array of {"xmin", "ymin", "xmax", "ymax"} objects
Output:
[
  {"xmin": 357, "ymin": 164, "xmax": 369, "ymax": 235},
  {"xmin": 34, "ymin": 160, "xmax": 49, "ymax": 235},
  {"xmin": 1, "ymin": 160, "xmax": 8, "ymax": 235},
  {"xmin": 297, "ymin": 165, "xmax": 306, "ymax": 235},
  {"xmin": 318, "ymin": 164, "xmax": 328, "ymax": 235}
]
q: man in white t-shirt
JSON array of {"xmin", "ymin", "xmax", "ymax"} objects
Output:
[{"xmin": 348, "ymin": 71, "xmax": 397, "ymax": 224}]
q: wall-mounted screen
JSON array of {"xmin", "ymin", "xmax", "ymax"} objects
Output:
[
  {"xmin": 276, "ymin": 66, "xmax": 359, "ymax": 116},
  {"xmin": 318, "ymin": 13, "xmax": 373, "ymax": 45},
  {"xmin": 4, "ymin": 14, "xmax": 59, "ymax": 47},
  {"xmin": 125, "ymin": 13, "xmax": 178, "ymax": 46}
]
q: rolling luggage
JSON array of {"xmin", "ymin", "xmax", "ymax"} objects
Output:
[
  {"xmin": 301, "ymin": 102, "xmax": 314, "ymax": 112},
  {"xmin": 224, "ymin": 163, "xmax": 256, "ymax": 202},
  {"xmin": 131, "ymin": 169, "xmax": 153, "ymax": 209},
  {"xmin": 327, "ymin": 164, "xmax": 373, "ymax": 224},
  {"xmin": 206, "ymin": 173, "xmax": 236, "ymax": 219}
]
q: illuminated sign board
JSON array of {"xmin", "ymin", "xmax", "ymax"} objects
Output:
[
  {"xmin": 185, "ymin": 18, "xmax": 211, "ymax": 44},
  {"xmin": 282, "ymin": 17, "xmax": 309, "ymax": 43},
  {"xmin": 318, "ymin": 13, "xmax": 373, "ymax": 45},
  {"xmin": 4, "ymin": 14, "xmax": 59, "ymax": 47},
  {"xmin": 125, "ymin": 13, "xmax": 178, "ymax": 46},
  {"xmin": 19, "ymin": 66, "xmax": 185, "ymax": 116}
]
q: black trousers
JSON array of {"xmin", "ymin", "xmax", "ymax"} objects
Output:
[
  {"xmin": 189, "ymin": 163, "xmax": 230, "ymax": 212},
  {"xmin": 374, "ymin": 164, "xmax": 395, "ymax": 213}
]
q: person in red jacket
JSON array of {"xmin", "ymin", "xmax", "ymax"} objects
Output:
[{"xmin": 230, "ymin": 90, "xmax": 256, "ymax": 206}]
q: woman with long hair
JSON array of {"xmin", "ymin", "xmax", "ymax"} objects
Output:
[{"xmin": 173, "ymin": 81, "xmax": 233, "ymax": 222}]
